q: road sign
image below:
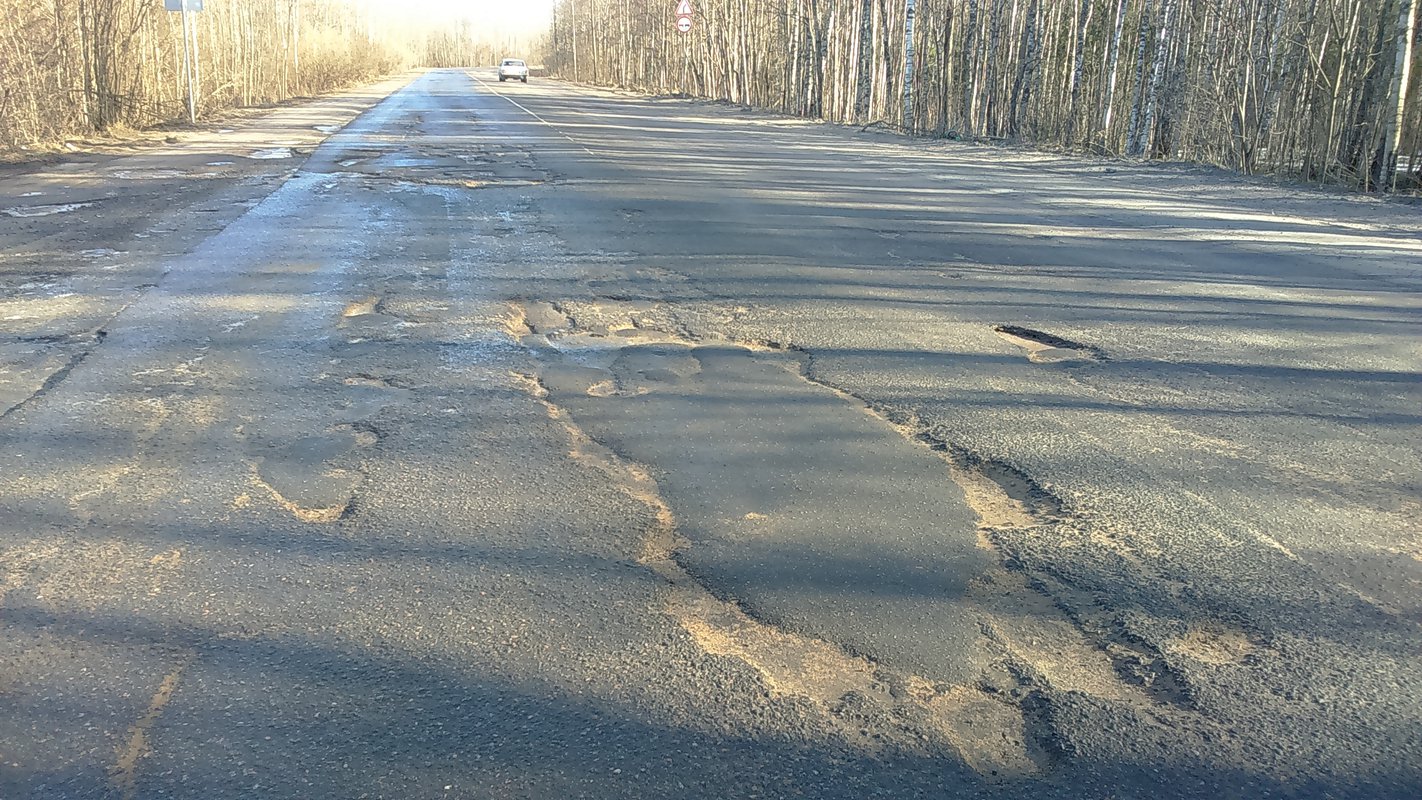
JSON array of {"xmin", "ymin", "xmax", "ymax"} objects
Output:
[
  {"xmin": 675, "ymin": 0, "xmax": 693, "ymax": 15},
  {"xmin": 676, "ymin": 15, "xmax": 693, "ymax": 33},
  {"xmin": 164, "ymin": 0, "xmax": 203, "ymax": 10}
]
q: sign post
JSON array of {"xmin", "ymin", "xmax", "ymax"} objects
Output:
[
  {"xmin": 675, "ymin": 0, "xmax": 693, "ymax": 34},
  {"xmin": 903, "ymin": 0, "xmax": 915, "ymax": 131},
  {"xmin": 164, "ymin": 0, "xmax": 204, "ymax": 124}
]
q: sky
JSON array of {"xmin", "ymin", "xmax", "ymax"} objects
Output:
[{"xmin": 381, "ymin": 0, "xmax": 556, "ymax": 37}]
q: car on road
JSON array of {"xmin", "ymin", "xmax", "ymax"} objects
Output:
[{"xmin": 499, "ymin": 59, "xmax": 529, "ymax": 83}]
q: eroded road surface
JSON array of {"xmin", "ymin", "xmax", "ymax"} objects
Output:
[{"xmin": 2, "ymin": 68, "xmax": 1420, "ymax": 799}]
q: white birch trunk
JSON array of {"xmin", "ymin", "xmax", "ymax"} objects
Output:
[
  {"xmin": 1102, "ymin": 0, "xmax": 1128, "ymax": 142},
  {"xmin": 1382, "ymin": 0, "xmax": 1421, "ymax": 186}
]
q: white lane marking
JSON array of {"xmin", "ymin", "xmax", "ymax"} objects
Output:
[{"xmin": 468, "ymin": 73, "xmax": 598, "ymax": 158}]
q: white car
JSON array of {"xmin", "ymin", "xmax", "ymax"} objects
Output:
[{"xmin": 498, "ymin": 59, "xmax": 529, "ymax": 83}]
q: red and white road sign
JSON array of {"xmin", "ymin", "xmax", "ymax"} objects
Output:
[{"xmin": 675, "ymin": 0, "xmax": 694, "ymax": 33}]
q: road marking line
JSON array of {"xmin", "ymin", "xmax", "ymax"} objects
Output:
[{"xmin": 468, "ymin": 73, "xmax": 599, "ymax": 158}]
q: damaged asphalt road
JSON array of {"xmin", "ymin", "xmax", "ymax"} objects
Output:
[{"xmin": 1, "ymin": 68, "xmax": 1419, "ymax": 799}]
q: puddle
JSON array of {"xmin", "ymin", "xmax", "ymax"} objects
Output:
[
  {"xmin": 313, "ymin": 125, "xmax": 340, "ymax": 134},
  {"xmin": 2, "ymin": 202, "xmax": 94, "ymax": 218},
  {"xmin": 206, "ymin": 161, "xmax": 235, "ymax": 167}
]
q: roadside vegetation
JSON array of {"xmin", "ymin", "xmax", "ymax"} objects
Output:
[
  {"xmin": 0, "ymin": 0, "xmax": 533, "ymax": 157},
  {"xmin": 546, "ymin": 0, "xmax": 1421, "ymax": 193}
]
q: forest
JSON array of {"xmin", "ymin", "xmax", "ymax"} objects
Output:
[
  {"xmin": 548, "ymin": 0, "xmax": 1421, "ymax": 192},
  {"xmin": 0, "ymin": 0, "xmax": 522, "ymax": 154},
  {"xmin": 2, "ymin": 1, "xmax": 1416, "ymax": 193}
]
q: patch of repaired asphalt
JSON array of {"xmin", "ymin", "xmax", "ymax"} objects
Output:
[
  {"xmin": 510, "ymin": 369, "xmax": 1048, "ymax": 777},
  {"xmin": 522, "ymin": 303, "xmax": 994, "ymax": 685},
  {"xmin": 504, "ymin": 298, "xmax": 1172, "ymax": 779}
]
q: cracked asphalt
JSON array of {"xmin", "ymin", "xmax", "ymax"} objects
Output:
[{"xmin": 1, "ymin": 68, "xmax": 1419, "ymax": 799}]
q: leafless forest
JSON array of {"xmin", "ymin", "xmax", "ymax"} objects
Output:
[
  {"xmin": 3, "ymin": 1, "xmax": 1416, "ymax": 193},
  {"xmin": 0, "ymin": 1, "xmax": 525, "ymax": 154},
  {"xmin": 549, "ymin": 0, "xmax": 1421, "ymax": 192}
]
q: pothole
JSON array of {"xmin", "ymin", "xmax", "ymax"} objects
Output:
[
  {"xmin": 518, "ymin": 300, "xmax": 571, "ymax": 335},
  {"xmin": 250, "ymin": 465, "xmax": 357, "ymax": 524},
  {"xmin": 913, "ymin": 436, "xmax": 1066, "ymax": 533},
  {"xmin": 333, "ymin": 422, "xmax": 382, "ymax": 448},
  {"xmin": 247, "ymin": 147, "xmax": 294, "ymax": 160},
  {"xmin": 343, "ymin": 374, "xmax": 401, "ymax": 389},
  {"xmin": 993, "ymin": 325, "xmax": 1105, "ymax": 363},
  {"xmin": 1166, "ymin": 621, "xmax": 1259, "ymax": 666},
  {"xmin": 109, "ymin": 169, "xmax": 186, "ymax": 180},
  {"xmin": 2, "ymin": 202, "xmax": 95, "ymax": 218},
  {"xmin": 342, "ymin": 296, "xmax": 381, "ymax": 318}
]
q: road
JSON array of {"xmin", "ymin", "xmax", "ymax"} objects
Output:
[{"xmin": 1, "ymin": 68, "xmax": 1419, "ymax": 799}]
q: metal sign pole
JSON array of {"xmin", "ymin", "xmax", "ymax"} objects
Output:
[
  {"xmin": 190, "ymin": 3, "xmax": 202, "ymax": 116},
  {"xmin": 180, "ymin": 1, "xmax": 196, "ymax": 123},
  {"xmin": 903, "ymin": 0, "xmax": 915, "ymax": 131},
  {"xmin": 292, "ymin": 0, "xmax": 301, "ymax": 93}
]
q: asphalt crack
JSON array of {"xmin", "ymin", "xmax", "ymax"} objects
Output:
[
  {"xmin": 0, "ymin": 330, "xmax": 106, "ymax": 424},
  {"xmin": 110, "ymin": 651, "xmax": 196, "ymax": 800}
]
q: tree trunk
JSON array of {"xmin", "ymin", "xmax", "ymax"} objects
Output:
[
  {"xmin": 1381, "ymin": 0, "xmax": 1421, "ymax": 187},
  {"xmin": 1064, "ymin": 0, "xmax": 1093, "ymax": 144},
  {"xmin": 1126, "ymin": 0, "xmax": 1153, "ymax": 154},
  {"xmin": 1139, "ymin": 0, "xmax": 1176, "ymax": 158}
]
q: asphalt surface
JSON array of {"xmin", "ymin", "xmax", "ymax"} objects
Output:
[{"xmin": 1, "ymin": 68, "xmax": 1419, "ymax": 799}]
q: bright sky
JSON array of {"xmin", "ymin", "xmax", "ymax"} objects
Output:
[{"xmin": 382, "ymin": 0, "xmax": 555, "ymax": 37}]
